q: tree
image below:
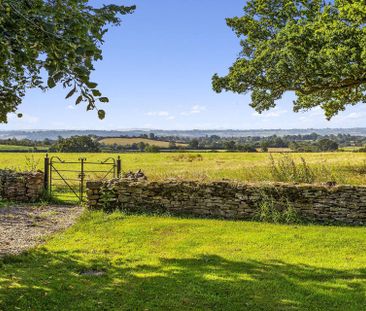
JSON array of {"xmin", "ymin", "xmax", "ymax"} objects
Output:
[
  {"xmin": 51, "ymin": 136, "xmax": 100, "ymax": 152},
  {"xmin": 224, "ymin": 140, "xmax": 236, "ymax": 151},
  {"xmin": 237, "ymin": 143, "xmax": 257, "ymax": 152},
  {"xmin": 189, "ymin": 139, "xmax": 199, "ymax": 150},
  {"xmin": 0, "ymin": 0, "xmax": 135, "ymax": 123},
  {"xmin": 317, "ymin": 138, "xmax": 338, "ymax": 152},
  {"xmin": 212, "ymin": 0, "xmax": 366, "ymax": 119},
  {"xmin": 288, "ymin": 138, "xmax": 338, "ymax": 152},
  {"xmin": 137, "ymin": 142, "xmax": 146, "ymax": 152},
  {"xmin": 260, "ymin": 141, "xmax": 269, "ymax": 153},
  {"xmin": 144, "ymin": 145, "xmax": 159, "ymax": 153}
]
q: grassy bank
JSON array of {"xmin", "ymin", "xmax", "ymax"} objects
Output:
[{"xmin": 1, "ymin": 211, "xmax": 366, "ymax": 310}]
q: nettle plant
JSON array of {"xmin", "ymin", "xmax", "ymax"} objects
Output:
[
  {"xmin": 0, "ymin": 0, "xmax": 135, "ymax": 122},
  {"xmin": 98, "ymin": 182, "xmax": 118, "ymax": 212}
]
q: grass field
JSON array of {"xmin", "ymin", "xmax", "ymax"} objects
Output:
[
  {"xmin": 261, "ymin": 147, "xmax": 292, "ymax": 152},
  {"xmin": 339, "ymin": 146, "xmax": 362, "ymax": 151},
  {"xmin": 1, "ymin": 151, "xmax": 366, "ymax": 202},
  {"xmin": 2, "ymin": 151, "xmax": 366, "ymax": 185},
  {"xmin": 1, "ymin": 211, "xmax": 366, "ymax": 310},
  {"xmin": 99, "ymin": 137, "xmax": 188, "ymax": 148}
]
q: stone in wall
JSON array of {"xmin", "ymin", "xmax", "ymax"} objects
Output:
[{"xmin": 0, "ymin": 170, "xmax": 44, "ymax": 202}]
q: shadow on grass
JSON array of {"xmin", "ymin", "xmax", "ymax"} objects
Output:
[{"xmin": 1, "ymin": 250, "xmax": 366, "ymax": 310}]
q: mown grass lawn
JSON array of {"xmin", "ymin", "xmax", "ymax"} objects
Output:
[{"xmin": 1, "ymin": 212, "xmax": 366, "ymax": 310}]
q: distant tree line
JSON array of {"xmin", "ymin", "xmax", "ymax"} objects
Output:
[
  {"xmin": 4, "ymin": 132, "xmax": 366, "ymax": 153},
  {"xmin": 47, "ymin": 133, "xmax": 359, "ymax": 153},
  {"xmin": 169, "ymin": 133, "xmax": 366, "ymax": 152},
  {"xmin": 183, "ymin": 135, "xmax": 342, "ymax": 152},
  {"xmin": 0, "ymin": 138, "xmax": 41, "ymax": 147},
  {"xmin": 104, "ymin": 142, "xmax": 161, "ymax": 153}
]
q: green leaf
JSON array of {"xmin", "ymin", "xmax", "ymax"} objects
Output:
[
  {"xmin": 65, "ymin": 86, "xmax": 77, "ymax": 99},
  {"xmin": 99, "ymin": 97, "xmax": 109, "ymax": 103},
  {"xmin": 76, "ymin": 95, "xmax": 83, "ymax": 105},
  {"xmin": 86, "ymin": 81, "xmax": 98, "ymax": 88},
  {"xmin": 47, "ymin": 78, "xmax": 56, "ymax": 89},
  {"xmin": 98, "ymin": 109, "xmax": 106, "ymax": 120},
  {"xmin": 53, "ymin": 72, "xmax": 63, "ymax": 82},
  {"xmin": 75, "ymin": 47, "xmax": 85, "ymax": 55},
  {"xmin": 92, "ymin": 89, "xmax": 101, "ymax": 97},
  {"xmin": 86, "ymin": 99, "xmax": 94, "ymax": 111}
]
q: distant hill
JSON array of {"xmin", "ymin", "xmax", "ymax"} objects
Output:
[
  {"xmin": 99, "ymin": 137, "xmax": 187, "ymax": 148},
  {"xmin": 1, "ymin": 128, "xmax": 366, "ymax": 140}
]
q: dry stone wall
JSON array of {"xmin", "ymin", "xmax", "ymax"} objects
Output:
[
  {"xmin": 0, "ymin": 170, "xmax": 44, "ymax": 202},
  {"xmin": 86, "ymin": 179, "xmax": 366, "ymax": 225}
]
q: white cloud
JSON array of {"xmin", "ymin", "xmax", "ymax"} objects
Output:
[
  {"xmin": 146, "ymin": 111, "xmax": 170, "ymax": 117},
  {"xmin": 66, "ymin": 105, "xmax": 75, "ymax": 110},
  {"xmin": 341, "ymin": 112, "xmax": 366, "ymax": 120},
  {"xmin": 181, "ymin": 105, "xmax": 206, "ymax": 116},
  {"xmin": 146, "ymin": 111, "xmax": 175, "ymax": 121}
]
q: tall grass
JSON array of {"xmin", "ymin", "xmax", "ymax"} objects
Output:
[
  {"xmin": 268, "ymin": 154, "xmax": 315, "ymax": 183},
  {"xmin": 255, "ymin": 196, "xmax": 300, "ymax": 224}
]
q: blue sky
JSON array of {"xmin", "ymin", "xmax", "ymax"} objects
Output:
[{"xmin": 2, "ymin": 0, "xmax": 366, "ymax": 130}]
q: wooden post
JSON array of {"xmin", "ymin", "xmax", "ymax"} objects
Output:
[
  {"xmin": 44, "ymin": 154, "xmax": 49, "ymax": 192},
  {"xmin": 79, "ymin": 158, "xmax": 86, "ymax": 203},
  {"xmin": 117, "ymin": 156, "xmax": 122, "ymax": 178}
]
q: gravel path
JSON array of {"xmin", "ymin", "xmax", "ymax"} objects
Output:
[{"xmin": 0, "ymin": 205, "xmax": 83, "ymax": 257}]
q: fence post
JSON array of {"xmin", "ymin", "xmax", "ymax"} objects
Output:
[
  {"xmin": 79, "ymin": 158, "xmax": 86, "ymax": 203},
  {"xmin": 117, "ymin": 156, "xmax": 122, "ymax": 178},
  {"xmin": 44, "ymin": 154, "xmax": 49, "ymax": 192}
]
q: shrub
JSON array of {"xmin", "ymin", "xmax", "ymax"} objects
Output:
[
  {"xmin": 237, "ymin": 144, "xmax": 257, "ymax": 152},
  {"xmin": 144, "ymin": 145, "xmax": 160, "ymax": 152}
]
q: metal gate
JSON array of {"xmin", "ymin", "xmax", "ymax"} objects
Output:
[{"xmin": 44, "ymin": 154, "xmax": 121, "ymax": 203}]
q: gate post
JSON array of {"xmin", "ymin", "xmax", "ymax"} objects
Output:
[
  {"xmin": 79, "ymin": 158, "xmax": 86, "ymax": 202},
  {"xmin": 44, "ymin": 154, "xmax": 49, "ymax": 192},
  {"xmin": 117, "ymin": 156, "xmax": 122, "ymax": 178}
]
